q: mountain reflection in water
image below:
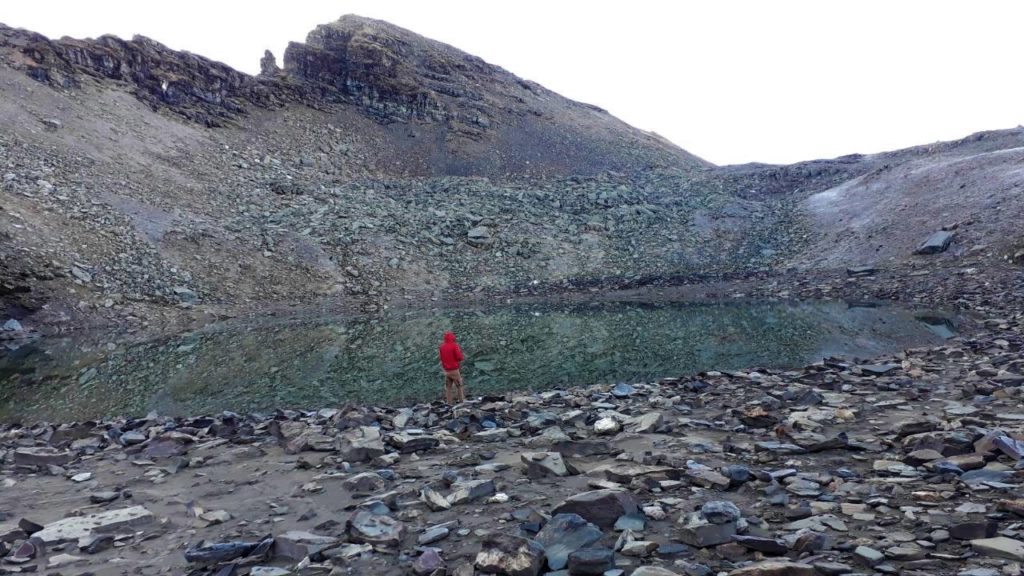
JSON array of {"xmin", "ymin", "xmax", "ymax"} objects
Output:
[{"xmin": 0, "ymin": 300, "xmax": 955, "ymax": 422}]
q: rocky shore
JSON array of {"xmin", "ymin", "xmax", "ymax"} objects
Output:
[
  {"xmin": 3, "ymin": 11, "xmax": 1024, "ymax": 576},
  {"xmin": 1, "ymin": 280, "xmax": 1022, "ymax": 576}
]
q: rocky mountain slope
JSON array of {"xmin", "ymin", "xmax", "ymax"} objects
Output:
[{"xmin": 0, "ymin": 15, "xmax": 1021, "ymax": 335}]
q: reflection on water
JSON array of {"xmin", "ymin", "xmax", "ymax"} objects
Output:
[{"xmin": 0, "ymin": 301, "xmax": 956, "ymax": 422}]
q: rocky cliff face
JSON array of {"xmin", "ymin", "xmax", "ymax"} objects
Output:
[
  {"xmin": 0, "ymin": 24, "xmax": 275, "ymax": 127},
  {"xmin": 0, "ymin": 15, "xmax": 706, "ymax": 176}
]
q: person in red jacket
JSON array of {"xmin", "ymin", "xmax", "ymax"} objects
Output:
[{"xmin": 439, "ymin": 331, "xmax": 466, "ymax": 405}]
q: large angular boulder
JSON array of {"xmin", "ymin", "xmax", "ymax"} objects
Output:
[
  {"xmin": 521, "ymin": 452, "xmax": 577, "ymax": 479},
  {"xmin": 628, "ymin": 412, "xmax": 666, "ymax": 433},
  {"xmin": 677, "ymin": 512, "xmax": 737, "ymax": 547},
  {"xmin": 274, "ymin": 531, "xmax": 337, "ymax": 560},
  {"xmin": 551, "ymin": 490, "xmax": 639, "ymax": 529},
  {"xmin": 534, "ymin": 514, "xmax": 603, "ymax": 570},
  {"xmin": 447, "ymin": 479, "xmax": 497, "ymax": 505},
  {"xmin": 336, "ymin": 426, "xmax": 386, "ymax": 462},
  {"xmin": 475, "ymin": 533, "xmax": 545, "ymax": 576}
]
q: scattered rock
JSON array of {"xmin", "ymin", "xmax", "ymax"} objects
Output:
[
  {"xmin": 413, "ymin": 548, "xmax": 445, "ymax": 576},
  {"xmin": 34, "ymin": 506, "xmax": 154, "ymax": 544},
  {"xmin": 700, "ymin": 501, "xmax": 741, "ymax": 524},
  {"xmin": 447, "ymin": 478, "xmax": 497, "ymax": 505},
  {"xmin": 727, "ymin": 561, "xmax": 816, "ymax": 576},
  {"xmin": 535, "ymin": 513, "xmax": 603, "ymax": 570},
  {"xmin": 552, "ymin": 490, "xmax": 639, "ymax": 529},
  {"xmin": 853, "ymin": 545, "xmax": 884, "ymax": 567},
  {"xmin": 342, "ymin": 471, "xmax": 387, "ymax": 493},
  {"xmin": 916, "ymin": 230, "xmax": 955, "ymax": 254},
  {"xmin": 522, "ymin": 452, "xmax": 577, "ymax": 478},
  {"xmin": 567, "ymin": 547, "xmax": 615, "ymax": 576},
  {"xmin": 971, "ymin": 536, "xmax": 1024, "ymax": 561},
  {"xmin": 475, "ymin": 532, "xmax": 545, "ymax": 576},
  {"xmin": 346, "ymin": 510, "xmax": 404, "ymax": 547},
  {"xmin": 14, "ymin": 447, "xmax": 72, "ymax": 467},
  {"xmin": 336, "ymin": 426, "xmax": 386, "ymax": 462},
  {"xmin": 677, "ymin": 512, "xmax": 737, "ymax": 548}
]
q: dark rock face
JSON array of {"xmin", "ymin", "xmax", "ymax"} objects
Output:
[
  {"xmin": 0, "ymin": 15, "xmax": 705, "ymax": 178},
  {"xmin": 259, "ymin": 50, "xmax": 281, "ymax": 78},
  {"xmin": 283, "ymin": 20, "xmax": 447, "ymax": 122},
  {"xmin": 277, "ymin": 16, "xmax": 708, "ymax": 175},
  {"xmin": 0, "ymin": 25, "xmax": 276, "ymax": 126}
]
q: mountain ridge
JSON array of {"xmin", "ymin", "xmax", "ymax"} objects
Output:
[
  {"xmin": 0, "ymin": 15, "xmax": 1021, "ymax": 336},
  {"xmin": 0, "ymin": 14, "xmax": 708, "ymax": 178}
]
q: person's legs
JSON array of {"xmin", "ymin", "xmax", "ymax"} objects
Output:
[
  {"xmin": 444, "ymin": 371, "xmax": 454, "ymax": 404},
  {"xmin": 455, "ymin": 371, "xmax": 466, "ymax": 403}
]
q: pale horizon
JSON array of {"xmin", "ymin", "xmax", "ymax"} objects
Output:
[{"xmin": 3, "ymin": 1, "xmax": 1022, "ymax": 166}]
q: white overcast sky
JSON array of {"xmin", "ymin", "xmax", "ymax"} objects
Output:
[{"xmin": 4, "ymin": 1, "xmax": 1023, "ymax": 165}]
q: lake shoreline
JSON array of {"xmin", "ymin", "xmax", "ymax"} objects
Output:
[
  {"xmin": 0, "ymin": 261, "xmax": 1022, "ymax": 575},
  {"xmin": 0, "ymin": 275, "xmax": 1021, "ymax": 575}
]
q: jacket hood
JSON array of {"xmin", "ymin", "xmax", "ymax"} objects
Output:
[{"xmin": 443, "ymin": 331, "xmax": 456, "ymax": 342}]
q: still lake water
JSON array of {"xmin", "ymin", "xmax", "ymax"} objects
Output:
[{"xmin": 0, "ymin": 300, "xmax": 957, "ymax": 422}]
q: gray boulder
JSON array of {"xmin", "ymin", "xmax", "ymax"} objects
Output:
[
  {"xmin": 551, "ymin": 490, "xmax": 639, "ymax": 529},
  {"xmin": 346, "ymin": 510, "xmax": 404, "ymax": 547},
  {"xmin": 475, "ymin": 533, "xmax": 545, "ymax": 576},
  {"xmin": 521, "ymin": 452, "xmax": 577, "ymax": 479},
  {"xmin": 336, "ymin": 426, "xmax": 386, "ymax": 462},
  {"xmin": 534, "ymin": 513, "xmax": 603, "ymax": 570},
  {"xmin": 915, "ymin": 230, "xmax": 954, "ymax": 254},
  {"xmin": 701, "ymin": 501, "xmax": 741, "ymax": 525},
  {"xmin": 677, "ymin": 511, "xmax": 737, "ymax": 547},
  {"xmin": 386, "ymin": 431, "xmax": 439, "ymax": 453}
]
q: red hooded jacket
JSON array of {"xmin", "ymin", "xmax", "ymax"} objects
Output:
[{"xmin": 439, "ymin": 331, "xmax": 464, "ymax": 371}]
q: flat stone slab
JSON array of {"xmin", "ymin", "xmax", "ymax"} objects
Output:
[
  {"xmin": 728, "ymin": 561, "xmax": 816, "ymax": 576},
  {"xmin": 13, "ymin": 447, "xmax": 72, "ymax": 467},
  {"xmin": 915, "ymin": 230, "xmax": 955, "ymax": 254},
  {"xmin": 35, "ymin": 506, "xmax": 154, "ymax": 544},
  {"xmin": 971, "ymin": 536, "xmax": 1024, "ymax": 561},
  {"xmin": 859, "ymin": 363, "xmax": 901, "ymax": 376},
  {"xmin": 274, "ymin": 530, "xmax": 338, "ymax": 560}
]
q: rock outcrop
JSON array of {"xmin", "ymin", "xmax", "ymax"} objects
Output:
[
  {"xmin": 0, "ymin": 15, "xmax": 706, "ymax": 174},
  {"xmin": 0, "ymin": 24, "xmax": 276, "ymax": 126}
]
